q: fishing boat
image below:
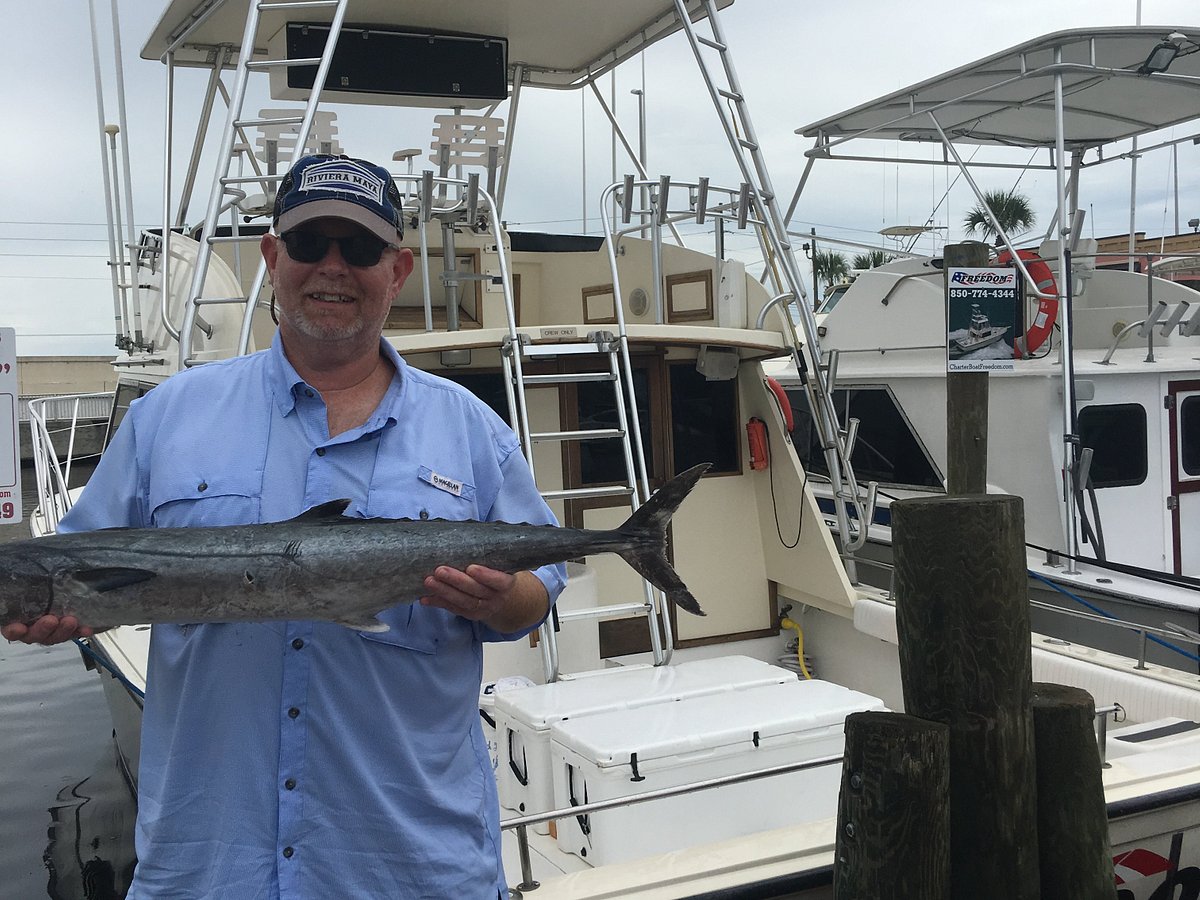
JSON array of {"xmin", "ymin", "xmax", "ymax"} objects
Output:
[
  {"xmin": 771, "ymin": 26, "xmax": 1200, "ymax": 676},
  {"xmin": 27, "ymin": 5, "xmax": 1200, "ymax": 897},
  {"xmin": 950, "ymin": 305, "xmax": 1010, "ymax": 358}
]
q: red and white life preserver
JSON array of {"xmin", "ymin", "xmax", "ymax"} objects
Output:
[{"xmin": 996, "ymin": 248, "xmax": 1059, "ymax": 358}]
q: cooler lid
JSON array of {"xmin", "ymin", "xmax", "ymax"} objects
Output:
[
  {"xmin": 550, "ymin": 680, "xmax": 885, "ymax": 767},
  {"xmin": 493, "ymin": 656, "xmax": 796, "ymax": 728}
]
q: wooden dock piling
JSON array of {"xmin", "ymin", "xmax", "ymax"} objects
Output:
[
  {"xmin": 944, "ymin": 241, "xmax": 991, "ymax": 495},
  {"xmin": 833, "ymin": 711, "xmax": 950, "ymax": 899},
  {"xmin": 1032, "ymin": 682, "xmax": 1119, "ymax": 900},
  {"xmin": 892, "ymin": 493, "xmax": 1040, "ymax": 900}
]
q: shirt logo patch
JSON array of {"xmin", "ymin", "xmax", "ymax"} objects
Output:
[{"xmin": 429, "ymin": 471, "xmax": 464, "ymax": 497}]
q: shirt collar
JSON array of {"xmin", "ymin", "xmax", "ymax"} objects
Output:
[{"xmin": 267, "ymin": 331, "xmax": 408, "ymax": 420}]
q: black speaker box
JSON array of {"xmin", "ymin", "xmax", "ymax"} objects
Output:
[{"xmin": 285, "ymin": 23, "xmax": 508, "ymax": 101}]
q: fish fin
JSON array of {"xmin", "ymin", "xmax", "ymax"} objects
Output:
[
  {"xmin": 616, "ymin": 464, "xmax": 710, "ymax": 617},
  {"xmin": 291, "ymin": 500, "xmax": 353, "ymax": 523},
  {"xmin": 335, "ymin": 616, "xmax": 390, "ymax": 633},
  {"xmin": 623, "ymin": 550, "xmax": 706, "ymax": 616},
  {"xmin": 70, "ymin": 567, "xmax": 158, "ymax": 593}
]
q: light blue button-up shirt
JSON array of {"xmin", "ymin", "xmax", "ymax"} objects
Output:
[{"xmin": 60, "ymin": 335, "xmax": 566, "ymax": 899}]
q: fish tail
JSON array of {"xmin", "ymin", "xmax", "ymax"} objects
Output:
[{"xmin": 616, "ymin": 463, "xmax": 710, "ymax": 616}]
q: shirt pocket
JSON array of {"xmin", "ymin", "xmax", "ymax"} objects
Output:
[
  {"xmin": 416, "ymin": 466, "xmax": 478, "ymax": 510},
  {"xmin": 147, "ymin": 472, "xmax": 262, "ymax": 528},
  {"xmin": 357, "ymin": 605, "xmax": 442, "ymax": 655},
  {"xmin": 366, "ymin": 470, "xmax": 480, "ymax": 521}
]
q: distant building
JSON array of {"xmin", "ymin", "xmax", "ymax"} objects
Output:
[
  {"xmin": 1094, "ymin": 231, "xmax": 1200, "ymax": 292},
  {"xmin": 16, "ymin": 356, "xmax": 115, "ymax": 461},
  {"xmin": 17, "ymin": 356, "xmax": 116, "ymax": 419}
]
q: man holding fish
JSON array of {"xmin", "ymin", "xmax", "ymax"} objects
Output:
[{"xmin": 4, "ymin": 154, "xmax": 567, "ymax": 898}]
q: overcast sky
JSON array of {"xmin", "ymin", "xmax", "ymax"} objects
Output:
[{"xmin": 2, "ymin": 0, "xmax": 1197, "ymax": 355}]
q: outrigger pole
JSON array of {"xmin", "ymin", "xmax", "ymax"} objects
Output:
[{"xmin": 672, "ymin": 0, "xmax": 875, "ymax": 575}]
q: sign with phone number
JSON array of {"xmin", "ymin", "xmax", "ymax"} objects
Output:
[
  {"xmin": 946, "ymin": 267, "xmax": 1018, "ymax": 373},
  {"xmin": 0, "ymin": 328, "xmax": 20, "ymax": 524}
]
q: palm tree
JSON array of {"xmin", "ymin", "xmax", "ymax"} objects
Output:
[
  {"xmin": 963, "ymin": 189, "xmax": 1037, "ymax": 246},
  {"xmin": 812, "ymin": 249, "xmax": 849, "ymax": 299},
  {"xmin": 852, "ymin": 249, "xmax": 894, "ymax": 271}
]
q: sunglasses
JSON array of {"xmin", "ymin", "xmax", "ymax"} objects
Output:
[{"xmin": 279, "ymin": 230, "xmax": 396, "ymax": 268}]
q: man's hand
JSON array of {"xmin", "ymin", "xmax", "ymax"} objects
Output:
[
  {"xmin": 2, "ymin": 615, "xmax": 93, "ymax": 645},
  {"xmin": 420, "ymin": 566, "xmax": 549, "ymax": 633}
]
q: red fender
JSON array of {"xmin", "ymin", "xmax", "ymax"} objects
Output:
[{"xmin": 996, "ymin": 248, "xmax": 1058, "ymax": 358}]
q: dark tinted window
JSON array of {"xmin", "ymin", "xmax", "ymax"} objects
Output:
[
  {"xmin": 579, "ymin": 368, "xmax": 651, "ymax": 485},
  {"xmin": 1078, "ymin": 403, "xmax": 1147, "ymax": 488},
  {"xmin": 670, "ymin": 364, "xmax": 738, "ymax": 474},
  {"xmin": 439, "ymin": 371, "xmax": 511, "ymax": 426},
  {"xmin": 1183, "ymin": 396, "xmax": 1200, "ymax": 477},
  {"xmin": 106, "ymin": 379, "xmax": 156, "ymax": 449},
  {"xmin": 786, "ymin": 386, "xmax": 942, "ymax": 489}
]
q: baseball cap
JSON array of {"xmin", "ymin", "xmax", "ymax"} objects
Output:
[{"xmin": 273, "ymin": 154, "xmax": 404, "ymax": 242}]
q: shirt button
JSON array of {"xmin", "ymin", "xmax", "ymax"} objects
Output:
[
  {"xmin": 419, "ymin": 509, "xmax": 430, "ymax": 520},
  {"xmin": 288, "ymin": 707, "xmax": 300, "ymax": 719},
  {"xmin": 292, "ymin": 638, "xmax": 305, "ymax": 650},
  {"xmin": 316, "ymin": 447, "xmax": 326, "ymax": 457},
  {"xmin": 283, "ymin": 847, "xmax": 294, "ymax": 859},
  {"xmin": 305, "ymin": 389, "xmax": 314, "ymax": 398},
  {"xmin": 197, "ymin": 482, "xmax": 208, "ymax": 492},
  {"xmin": 285, "ymin": 778, "xmax": 297, "ymax": 790}
]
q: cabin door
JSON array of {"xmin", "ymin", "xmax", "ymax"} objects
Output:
[{"xmin": 1167, "ymin": 380, "xmax": 1200, "ymax": 576}]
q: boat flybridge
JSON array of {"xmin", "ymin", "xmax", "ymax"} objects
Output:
[
  {"xmin": 769, "ymin": 26, "xmax": 1200, "ymax": 674},
  {"xmin": 26, "ymin": 6, "xmax": 1200, "ymax": 897}
]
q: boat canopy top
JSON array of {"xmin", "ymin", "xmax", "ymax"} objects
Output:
[
  {"xmin": 142, "ymin": 0, "xmax": 734, "ymax": 87},
  {"xmin": 797, "ymin": 26, "xmax": 1200, "ymax": 152}
]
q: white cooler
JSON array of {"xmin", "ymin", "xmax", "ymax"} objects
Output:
[
  {"xmin": 549, "ymin": 679, "xmax": 885, "ymax": 865},
  {"xmin": 493, "ymin": 656, "xmax": 798, "ymax": 832},
  {"xmin": 479, "ymin": 676, "xmax": 535, "ymax": 773}
]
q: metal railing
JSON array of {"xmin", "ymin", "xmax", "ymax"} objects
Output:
[
  {"xmin": 1095, "ymin": 703, "xmax": 1126, "ymax": 768},
  {"xmin": 499, "ymin": 752, "xmax": 843, "ymax": 893},
  {"xmin": 1029, "ymin": 595, "xmax": 1200, "ymax": 671},
  {"xmin": 839, "ymin": 546, "xmax": 1200, "ymax": 673},
  {"xmin": 26, "ymin": 392, "xmax": 112, "ymax": 534},
  {"xmin": 1090, "ymin": 249, "xmax": 1200, "ymax": 364}
]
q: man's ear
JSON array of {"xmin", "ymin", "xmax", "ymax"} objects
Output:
[
  {"xmin": 261, "ymin": 233, "xmax": 279, "ymax": 278},
  {"xmin": 390, "ymin": 247, "xmax": 415, "ymax": 295}
]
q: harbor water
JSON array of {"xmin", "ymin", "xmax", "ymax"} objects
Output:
[{"xmin": 0, "ymin": 463, "xmax": 136, "ymax": 900}]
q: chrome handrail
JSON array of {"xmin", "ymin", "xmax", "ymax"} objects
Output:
[
  {"xmin": 26, "ymin": 392, "xmax": 112, "ymax": 534},
  {"xmin": 500, "ymin": 752, "xmax": 842, "ymax": 892}
]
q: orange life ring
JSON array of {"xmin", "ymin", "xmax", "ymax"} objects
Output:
[{"xmin": 996, "ymin": 248, "xmax": 1058, "ymax": 358}]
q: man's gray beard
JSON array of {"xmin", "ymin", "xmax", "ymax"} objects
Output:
[{"xmin": 282, "ymin": 305, "xmax": 365, "ymax": 342}]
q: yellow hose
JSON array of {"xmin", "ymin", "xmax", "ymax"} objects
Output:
[{"xmin": 779, "ymin": 616, "xmax": 813, "ymax": 680}]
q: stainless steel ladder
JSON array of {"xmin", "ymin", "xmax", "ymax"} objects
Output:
[
  {"xmin": 177, "ymin": 0, "xmax": 351, "ymax": 369},
  {"xmin": 500, "ymin": 328, "xmax": 672, "ymax": 682},
  {"xmin": 672, "ymin": 0, "xmax": 874, "ymax": 573}
]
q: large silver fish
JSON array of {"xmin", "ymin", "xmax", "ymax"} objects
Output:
[{"xmin": 0, "ymin": 464, "xmax": 708, "ymax": 631}]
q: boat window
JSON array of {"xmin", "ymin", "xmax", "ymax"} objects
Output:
[
  {"xmin": 1077, "ymin": 403, "xmax": 1147, "ymax": 488},
  {"xmin": 1178, "ymin": 396, "xmax": 1200, "ymax": 477},
  {"xmin": 438, "ymin": 371, "xmax": 512, "ymax": 426},
  {"xmin": 669, "ymin": 364, "xmax": 739, "ymax": 475},
  {"xmin": 444, "ymin": 362, "xmax": 660, "ymax": 489},
  {"xmin": 817, "ymin": 283, "xmax": 851, "ymax": 314},
  {"xmin": 785, "ymin": 386, "xmax": 942, "ymax": 489},
  {"xmin": 105, "ymin": 379, "xmax": 157, "ymax": 450},
  {"xmin": 577, "ymin": 368, "xmax": 653, "ymax": 485}
]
